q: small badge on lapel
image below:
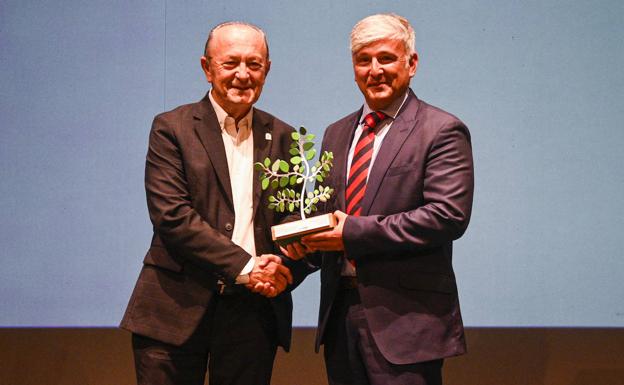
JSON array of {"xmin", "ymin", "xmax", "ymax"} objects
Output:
[{"xmin": 265, "ymin": 132, "xmax": 272, "ymax": 141}]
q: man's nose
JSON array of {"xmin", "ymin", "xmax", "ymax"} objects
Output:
[
  {"xmin": 370, "ymin": 58, "xmax": 383, "ymax": 76},
  {"xmin": 235, "ymin": 63, "xmax": 250, "ymax": 81}
]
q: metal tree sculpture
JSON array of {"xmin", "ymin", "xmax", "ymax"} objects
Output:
[{"xmin": 255, "ymin": 126, "xmax": 334, "ymax": 219}]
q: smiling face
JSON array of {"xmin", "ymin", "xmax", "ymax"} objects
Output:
[
  {"xmin": 201, "ymin": 25, "xmax": 270, "ymax": 119},
  {"xmin": 352, "ymin": 38, "xmax": 418, "ymax": 111}
]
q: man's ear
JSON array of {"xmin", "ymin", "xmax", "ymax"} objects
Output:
[
  {"xmin": 408, "ymin": 52, "xmax": 419, "ymax": 77},
  {"xmin": 200, "ymin": 56, "xmax": 212, "ymax": 82},
  {"xmin": 265, "ymin": 59, "xmax": 271, "ymax": 78}
]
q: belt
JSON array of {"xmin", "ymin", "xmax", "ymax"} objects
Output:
[
  {"xmin": 216, "ymin": 282, "xmax": 248, "ymax": 296},
  {"xmin": 339, "ymin": 276, "xmax": 358, "ymax": 290}
]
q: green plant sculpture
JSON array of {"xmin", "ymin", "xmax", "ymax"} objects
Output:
[{"xmin": 255, "ymin": 126, "xmax": 334, "ymax": 220}]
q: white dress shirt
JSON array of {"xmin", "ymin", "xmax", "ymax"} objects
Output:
[
  {"xmin": 342, "ymin": 91, "xmax": 409, "ymax": 276},
  {"xmin": 208, "ymin": 91, "xmax": 256, "ymax": 281}
]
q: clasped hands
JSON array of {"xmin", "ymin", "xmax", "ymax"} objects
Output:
[
  {"xmin": 245, "ymin": 211, "xmax": 347, "ymax": 296},
  {"xmin": 245, "ymin": 254, "xmax": 292, "ymax": 298}
]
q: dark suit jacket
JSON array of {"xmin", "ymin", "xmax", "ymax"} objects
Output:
[
  {"xmin": 120, "ymin": 93, "xmax": 299, "ymax": 350},
  {"xmin": 312, "ymin": 89, "xmax": 474, "ymax": 364}
]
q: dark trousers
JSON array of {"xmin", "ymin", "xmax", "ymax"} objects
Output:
[
  {"xmin": 323, "ymin": 284, "xmax": 443, "ymax": 385},
  {"xmin": 132, "ymin": 291, "xmax": 278, "ymax": 385}
]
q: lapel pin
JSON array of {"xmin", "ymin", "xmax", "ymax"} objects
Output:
[{"xmin": 265, "ymin": 132, "xmax": 272, "ymax": 141}]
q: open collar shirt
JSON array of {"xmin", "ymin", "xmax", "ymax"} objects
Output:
[{"xmin": 209, "ymin": 91, "xmax": 256, "ymax": 278}]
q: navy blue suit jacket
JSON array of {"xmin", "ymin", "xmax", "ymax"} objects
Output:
[{"xmin": 311, "ymin": 90, "xmax": 474, "ymax": 364}]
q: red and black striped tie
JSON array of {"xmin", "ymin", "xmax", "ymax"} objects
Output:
[{"xmin": 345, "ymin": 111, "xmax": 387, "ymax": 216}]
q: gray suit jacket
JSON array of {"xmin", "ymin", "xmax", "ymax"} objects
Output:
[{"xmin": 312, "ymin": 89, "xmax": 474, "ymax": 364}]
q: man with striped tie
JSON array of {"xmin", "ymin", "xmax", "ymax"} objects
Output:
[{"xmin": 289, "ymin": 13, "xmax": 475, "ymax": 385}]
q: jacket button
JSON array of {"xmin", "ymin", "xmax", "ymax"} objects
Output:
[{"xmin": 225, "ymin": 223, "xmax": 233, "ymax": 231}]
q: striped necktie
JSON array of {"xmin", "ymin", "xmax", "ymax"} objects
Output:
[{"xmin": 345, "ymin": 111, "xmax": 387, "ymax": 216}]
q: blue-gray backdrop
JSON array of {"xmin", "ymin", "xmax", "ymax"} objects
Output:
[{"xmin": 1, "ymin": 0, "xmax": 623, "ymax": 327}]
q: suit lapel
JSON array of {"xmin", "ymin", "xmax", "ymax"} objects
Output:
[
  {"xmin": 334, "ymin": 110, "xmax": 362, "ymax": 211},
  {"xmin": 192, "ymin": 95, "xmax": 234, "ymax": 210},
  {"xmin": 360, "ymin": 91, "xmax": 421, "ymax": 215},
  {"xmin": 252, "ymin": 110, "xmax": 273, "ymax": 218}
]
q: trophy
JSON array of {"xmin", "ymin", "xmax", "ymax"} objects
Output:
[{"xmin": 255, "ymin": 126, "xmax": 335, "ymax": 245}]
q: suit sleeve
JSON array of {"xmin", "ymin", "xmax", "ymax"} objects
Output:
[
  {"xmin": 145, "ymin": 114, "xmax": 250, "ymax": 283},
  {"xmin": 343, "ymin": 120, "xmax": 474, "ymax": 259}
]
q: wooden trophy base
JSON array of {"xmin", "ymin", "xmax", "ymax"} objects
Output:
[{"xmin": 271, "ymin": 213, "xmax": 337, "ymax": 246}]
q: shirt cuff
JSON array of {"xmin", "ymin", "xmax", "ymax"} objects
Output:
[{"xmin": 235, "ymin": 257, "xmax": 255, "ymax": 284}]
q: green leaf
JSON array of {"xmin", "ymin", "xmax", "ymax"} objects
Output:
[
  {"xmin": 316, "ymin": 175, "xmax": 324, "ymax": 182},
  {"xmin": 303, "ymin": 142, "xmax": 314, "ymax": 151},
  {"xmin": 268, "ymin": 195, "xmax": 276, "ymax": 202},
  {"xmin": 323, "ymin": 163, "xmax": 330, "ymax": 171},
  {"xmin": 299, "ymin": 126, "xmax": 307, "ymax": 135},
  {"xmin": 289, "ymin": 148, "xmax": 299, "ymax": 156},
  {"xmin": 268, "ymin": 203, "xmax": 276, "ymax": 210},
  {"xmin": 280, "ymin": 176, "xmax": 289, "ymax": 187},
  {"xmin": 306, "ymin": 149, "xmax": 316, "ymax": 160},
  {"xmin": 261, "ymin": 178, "xmax": 269, "ymax": 190},
  {"xmin": 254, "ymin": 163, "xmax": 263, "ymax": 171},
  {"xmin": 264, "ymin": 158, "xmax": 271, "ymax": 167},
  {"xmin": 305, "ymin": 208, "xmax": 311, "ymax": 214},
  {"xmin": 290, "ymin": 156, "xmax": 301, "ymax": 164},
  {"xmin": 290, "ymin": 175, "xmax": 297, "ymax": 185},
  {"xmin": 279, "ymin": 160, "xmax": 289, "ymax": 173},
  {"xmin": 291, "ymin": 132, "xmax": 300, "ymax": 141},
  {"xmin": 279, "ymin": 201, "xmax": 285, "ymax": 212},
  {"xmin": 271, "ymin": 179, "xmax": 279, "ymax": 189},
  {"xmin": 306, "ymin": 134, "xmax": 316, "ymax": 141},
  {"xmin": 296, "ymin": 177, "xmax": 303, "ymax": 184},
  {"xmin": 288, "ymin": 202, "xmax": 295, "ymax": 212},
  {"xmin": 272, "ymin": 160, "xmax": 281, "ymax": 173}
]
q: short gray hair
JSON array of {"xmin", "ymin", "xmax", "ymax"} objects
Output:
[
  {"xmin": 350, "ymin": 13, "xmax": 415, "ymax": 55},
  {"xmin": 204, "ymin": 21, "xmax": 269, "ymax": 59}
]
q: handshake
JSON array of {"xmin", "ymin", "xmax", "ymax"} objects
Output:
[
  {"xmin": 243, "ymin": 210, "xmax": 348, "ymax": 297},
  {"xmin": 245, "ymin": 254, "xmax": 293, "ymax": 298}
]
